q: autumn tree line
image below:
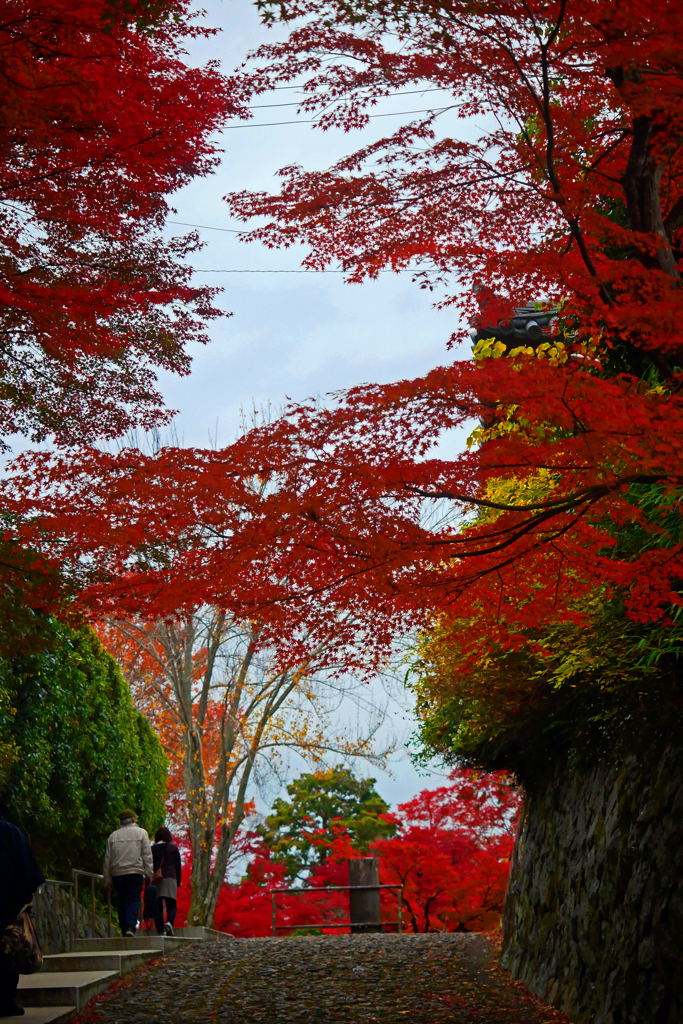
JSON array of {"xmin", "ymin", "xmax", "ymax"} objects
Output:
[{"xmin": 1, "ymin": 0, "xmax": 682, "ymax": 955}]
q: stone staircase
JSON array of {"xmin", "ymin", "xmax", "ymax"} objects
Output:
[{"xmin": 9, "ymin": 928, "xmax": 211, "ymax": 1024}]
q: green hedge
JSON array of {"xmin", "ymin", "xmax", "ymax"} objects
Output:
[{"xmin": 0, "ymin": 620, "xmax": 167, "ymax": 878}]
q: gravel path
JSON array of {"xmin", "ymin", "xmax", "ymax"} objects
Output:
[{"xmin": 77, "ymin": 934, "xmax": 570, "ymax": 1024}]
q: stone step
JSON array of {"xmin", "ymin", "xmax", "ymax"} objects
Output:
[
  {"xmin": 203, "ymin": 928, "xmax": 234, "ymax": 942},
  {"xmin": 173, "ymin": 927, "xmax": 234, "ymax": 941},
  {"xmin": 42, "ymin": 949, "xmax": 157, "ymax": 975},
  {"xmin": 73, "ymin": 935, "xmax": 199, "ymax": 953},
  {"xmin": 1, "ymin": 1006, "xmax": 76, "ymax": 1024},
  {"xmin": 19, "ymin": 970, "xmax": 118, "ymax": 1010}
]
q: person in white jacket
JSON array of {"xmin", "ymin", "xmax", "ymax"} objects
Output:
[{"xmin": 103, "ymin": 809, "xmax": 153, "ymax": 936}]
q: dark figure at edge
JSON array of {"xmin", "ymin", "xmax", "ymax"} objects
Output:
[{"xmin": 0, "ymin": 805, "xmax": 45, "ymax": 1017}]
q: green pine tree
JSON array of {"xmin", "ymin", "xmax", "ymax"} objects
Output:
[{"xmin": 259, "ymin": 768, "xmax": 396, "ymax": 881}]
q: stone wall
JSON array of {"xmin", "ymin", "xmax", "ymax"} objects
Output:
[
  {"xmin": 501, "ymin": 742, "xmax": 683, "ymax": 1024},
  {"xmin": 33, "ymin": 883, "xmax": 111, "ymax": 954}
]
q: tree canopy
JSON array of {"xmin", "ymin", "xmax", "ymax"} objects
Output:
[
  {"xmin": 184, "ymin": 768, "xmax": 521, "ymax": 936},
  {"xmin": 10, "ymin": 0, "xmax": 683, "ymax": 660},
  {"xmin": 0, "ymin": 0, "xmax": 240, "ymax": 449},
  {"xmin": 3, "ymin": 0, "xmax": 682, "ymax": 792},
  {"xmin": 97, "ymin": 612, "xmax": 388, "ymax": 927}
]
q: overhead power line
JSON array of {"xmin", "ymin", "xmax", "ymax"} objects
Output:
[
  {"xmin": 192, "ymin": 267, "xmax": 423, "ymax": 274},
  {"xmin": 249, "ymin": 88, "xmax": 446, "ymax": 109},
  {"xmin": 168, "ymin": 221, "xmax": 243, "ymax": 233},
  {"xmin": 166, "ymin": 223, "xmax": 440, "ymax": 276},
  {"xmin": 269, "ymin": 83, "xmax": 442, "ymax": 91},
  {"xmin": 225, "ymin": 105, "xmax": 453, "ymax": 129}
]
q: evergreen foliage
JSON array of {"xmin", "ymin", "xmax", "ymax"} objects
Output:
[
  {"xmin": 0, "ymin": 620, "xmax": 167, "ymax": 878},
  {"xmin": 258, "ymin": 768, "xmax": 396, "ymax": 881}
]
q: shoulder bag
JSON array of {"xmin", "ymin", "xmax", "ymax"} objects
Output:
[
  {"xmin": 151, "ymin": 846, "xmax": 168, "ymax": 885},
  {"xmin": 1, "ymin": 904, "xmax": 43, "ymax": 974}
]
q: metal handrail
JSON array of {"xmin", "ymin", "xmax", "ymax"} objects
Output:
[
  {"xmin": 35, "ymin": 879, "xmax": 75, "ymax": 954},
  {"xmin": 72, "ymin": 869, "xmax": 113, "ymax": 942},
  {"xmin": 271, "ymin": 883, "xmax": 403, "ymax": 937}
]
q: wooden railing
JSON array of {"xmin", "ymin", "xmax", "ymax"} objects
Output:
[{"xmin": 271, "ymin": 883, "xmax": 404, "ymax": 937}]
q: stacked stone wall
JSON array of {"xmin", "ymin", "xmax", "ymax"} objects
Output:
[
  {"xmin": 33, "ymin": 883, "xmax": 110, "ymax": 953},
  {"xmin": 501, "ymin": 744, "xmax": 683, "ymax": 1024}
]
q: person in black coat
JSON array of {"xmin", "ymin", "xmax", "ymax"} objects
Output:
[
  {"xmin": 150, "ymin": 827, "xmax": 182, "ymax": 936},
  {"xmin": 0, "ymin": 807, "xmax": 45, "ymax": 1017}
]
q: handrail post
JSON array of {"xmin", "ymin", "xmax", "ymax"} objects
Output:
[
  {"xmin": 73, "ymin": 872, "xmax": 79, "ymax": 945},
  {"xmin": 272, "ymin": 892, "xmax": 277, "ymax": 938},
  {"xmin": 52, "ymin": 884, "xmax": 59, "ymax": 954},
  {"xmin": 348, "ymin": 858, "xmax": 381, "ymax": 934},
  {"xmin": 91, "ymin": 877, "xmax": 96, "ymax": 939},
  {"xmin": 398, "ymin": 888, "xmax": 403, "ymax": 935}
]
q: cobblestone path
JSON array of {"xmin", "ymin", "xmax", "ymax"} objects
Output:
[{"xmin": 79, "ymin": 934, "xmax": 569, "ymax": 1024}]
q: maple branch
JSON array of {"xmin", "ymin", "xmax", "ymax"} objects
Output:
[
  {"xmin": 433, "ymin": 497, "xmax": 603, "ymax": 559},
  {"xmin": 401, "ymin": 473, "xmax": 664, "ymax": 514},
  {"xmin": 438, "ymin": 502, "xmax": 600, "ymax": 586},
  {"xmin": 0, "ymin": 127, "xmax": 171, "ymax": 195},
  {"xmin": 583, "ymin": 131, "xmax": 629, "ymax": 177}
]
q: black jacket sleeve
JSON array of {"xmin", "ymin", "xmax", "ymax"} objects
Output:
[
  {"xmin": 152, "ymin": 843, "xmax": 163, "ymax": 872},
  {"xmin": 0, "ymin": 820, "xmax": 45, "ymax": 926}
]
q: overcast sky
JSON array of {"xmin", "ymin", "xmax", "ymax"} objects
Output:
[
  {"xmin": 156, "ymin": 0, "xmax": 467, "ymax": 805},
  {"xmin": 159, "ymin": 0, "xmax": 466, "ymax": 445}
]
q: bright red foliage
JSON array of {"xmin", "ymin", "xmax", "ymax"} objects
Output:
[
  {"xmin": 5, "ymin": 0, "xmax": 683, "ymax": 666},
  {"xmin": 10, "ymin": 351, "xmax": 683, "ymax": 662},
  {"xmin": 372, "ymin": 771, "xmax": 520, "ymax": 933},
  {"xmin": 229, "ymin": 0, "xmax": 683, "ymax": 353},
  {"xmin": 0, "ymin": 0, "xmax": 241, "ymax": 446},
  {"xmin": 179, "ymin": 771, "xmax": 520, "ymax": 937}
]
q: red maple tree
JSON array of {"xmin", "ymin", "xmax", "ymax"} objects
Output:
[
  {"xmin": 175, "ymin": 770, "xmax": 520, "ymax": 937},
  {"xmin": 0, "ymin": 0, "xmax": 241, "ymax": 448},
  {"xmin": 5, "ymin": 0, "xmax": 683, "ymax": 672},
  {"xmin": 218, "ymin": 0, "xmax": 683, "ymax": 650},
  {"xmin": 372, "ymin": 770, "xmax": 520, "ymax": 933},
  {"xmin": 0, "ymin": 0, "xmax": 243, "ymax": 627}
]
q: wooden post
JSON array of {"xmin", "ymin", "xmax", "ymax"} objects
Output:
[
  {"xmin": 272, "ymin": 892, "xmax": 277, "ymax": 937},
  {"xmin": 397, "ymin": 888, "xmax": 403, "ymax": 934},
  {"xmin": 348, "ymin": 858, "xmax": 382, "ymax": 934},
  {"xmin": 91, "ymin": 877, "xmax": 96, "ymax": 939}
]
